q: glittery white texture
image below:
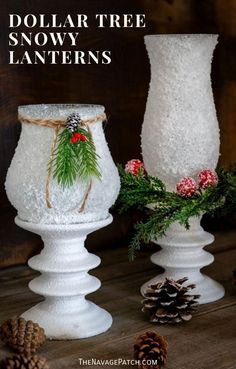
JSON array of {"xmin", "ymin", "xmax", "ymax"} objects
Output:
[
  {"xmin": 5, "ymin": 104, "xmax": 120, "ymax": 224},
  {"xmin": 140, "ymin": 216, "xmax": 225, "ymax": 303},
  {"xmin": 17, "ymin": 217, "xmax": 113, "ymax": 338},
  {"xmin": 141, "ymin": 34, "xmax": 220, "ymax": 191}
]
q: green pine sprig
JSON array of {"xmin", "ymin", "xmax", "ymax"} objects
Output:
[
  {"xmin": 74, "ymin": 127, "xmax": 101, "ymax": 180},
  {"xmin": 116, "ymin": 164, "xmax": 166, "ymax": 212},
  {"xmin": 50, "ymin": 128, "xmax": 101, "ymax": 188},
  {"xmin": 215, "ymin": 165, "xmax": 236, "ymax": 217},
  {"xmin": 116, "ymin": 165, "xmax": 236, "ymax": 261}
]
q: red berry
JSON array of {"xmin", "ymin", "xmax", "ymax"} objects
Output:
[
  {"xmin": 176, "ymin": 177, "xmax": 197, "ymax": 198},
  {"xmin": 198, "ymin": 169, "xmax": 218, "ymax": 189},
  {"xmin": 71, "ymin": 134, "xmax": 78, "ymax": 144},
  {"xmin": 125, "ymin": 159, "xmax": 145, "ymax": 176},
  {"xmin": 75, "ymin": 132, "xmax": 82, "ymax": 139},
  {"xmin": 80, "ymin": 134, "xmax": 87, "ymax": 142}
]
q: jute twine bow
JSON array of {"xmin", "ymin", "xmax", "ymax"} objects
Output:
[{"xmin": 18, "ymin": 112, "xmax": 106, "ymax": 212}]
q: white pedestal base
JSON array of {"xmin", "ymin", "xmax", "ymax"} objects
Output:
[
  {"xmin": 21, "ymin": 300, "xmax": 112, "ymax": 340},
  {"xmin": 15, "ymin": 215, "xmax": 113, "ymax": 339},
  {"xmin": 140, "ymin": 218, "xmax": 225, "ymax": 304}
]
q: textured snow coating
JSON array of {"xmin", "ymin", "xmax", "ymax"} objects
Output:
[
  {"xmin": 141, "ymin": 34, "xmax": 220, "ymax": 191},
  {"xmin": 5, "ymin": 104, "xmax": 120, "ymax": 224}
]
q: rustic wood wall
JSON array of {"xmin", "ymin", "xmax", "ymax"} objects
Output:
[{"xmin": 0, "ymin": 0, "xmax": 236, "ymax": 267}]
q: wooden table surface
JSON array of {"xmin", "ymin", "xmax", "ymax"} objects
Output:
[{"xmin": 0, "ymin": 229, "xmax": 236, "ymax": 369}]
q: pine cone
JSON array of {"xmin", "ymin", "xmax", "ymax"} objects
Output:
[
  {"xmin": 66, "ymin": 113, "xmax": 81, "ymax": 133},
  {"xmin": 134, "ymin": 331, "xmax": 168, "ymax": 369},
  {"xmin": 142, "ymin": 277, "xmax": 200, "ymax": 324},
  {"xmin": 0, "ymin": 317, "xmax": 46, "ymax": 354},
  {"xmin": 0, "ymin": 355, "xmax": 49, "ymax": 369}
]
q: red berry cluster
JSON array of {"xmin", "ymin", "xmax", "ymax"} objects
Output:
[
  {"xmin": 124, "ymin": 159, "xmax": 218, "ymax": 199},
  {"xmin": 71, "ymin": 132, "xmax": 87, "ymax": 144},
  {"xmin": 176, "ymin": 177, "xmax": 197, "ymax": 198},
  {"xmin": 176, "ymin": 169, "xmax": 218, "ymax": 198},
  {"xmin": 125, "ymin": 159, "xmax": 145, "ymax": 177},
  {"xmin": 198, "ymin": 169, "xmax": 218, "ymax": 189}
]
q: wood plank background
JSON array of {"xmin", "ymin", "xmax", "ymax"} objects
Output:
[
  {"xmin": 0, "ymin": 230, "xmax": 236, "ymax": 368},
  {"xmin": 0, "ymin": 0, "xmax": 236, "ymax": 267}
]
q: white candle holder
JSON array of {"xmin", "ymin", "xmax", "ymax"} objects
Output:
[
  {"xmin": 5, "ymin": 104, "xmax": 120, "ymax": 338},
  {"xmin": 141, "ymin": 34, "xmax": 224, "ymax": 303},
  {"xmin": 16, "ymin": 216, "xmax": 113, "ymax": 339},
  {"xmin": 140, "ymin": 217, "xmax": 224, "ymax": 303}
]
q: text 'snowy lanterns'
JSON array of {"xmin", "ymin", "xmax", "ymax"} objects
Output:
[
  {"xmin": 141, "ymin": 35, "xmax": 224, "ymax": 304},
  {"xmin": 5, "ymin": 104, "xmax": 120, "ymax": 339}
]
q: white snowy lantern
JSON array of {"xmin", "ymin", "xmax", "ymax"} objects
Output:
[
  {"xmin": 141, "ymin": 35, "xmax": 224, "ymax": 304},
  {"xmin": 5, "ymin": 104, "xmax": 120, "ymax": 339},
  {"xmin": 6, "ymin": 104, "xmax": 120, "ymax": 224}
]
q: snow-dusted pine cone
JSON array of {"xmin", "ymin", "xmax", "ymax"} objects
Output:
[
  {"xmin": 0, "ymin": 317, "xmax": 46, "ymax": 354},
  {"xmin": 142, "ymin": 277, "xmax": 200, "ymax": 324},
  {"xmin": 66, "ymin": 113, "xmax": 81, "ymax": 133},
  {"xmin": 0, "ymin": 355, "xmax": 49, "ymax": 369},
  {"xmin": 134, "ymin": 331, "xmax": 168, "ymax": 369}
]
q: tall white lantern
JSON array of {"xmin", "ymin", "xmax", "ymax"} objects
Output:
[{"xmin": 141, "ymin": 35, "xmax": 224, "ymax": 304}]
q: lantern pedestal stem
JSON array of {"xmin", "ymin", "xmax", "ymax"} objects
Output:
[
  {"xmin": 140, "ymin": 217, "xmax": 225, "ymax": 304},
  {"xmin": 15, "ymin": 215, "xmax": 113, "ymax": 339}
]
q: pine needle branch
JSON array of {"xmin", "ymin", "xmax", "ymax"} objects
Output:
[
  {"xmin": 50, "ymin": 127, "xmax": 101, "ymax": 187},
  {"xmin": 76, "ymin": 128, "xmax": 101, "ymax": 181},
  {"xmin": 116, "ymin": 165, "xmax": 236, "ymax": 260}
]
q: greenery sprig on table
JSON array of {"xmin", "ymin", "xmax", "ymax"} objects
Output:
[{"xmin": 116, "ymin": 161, "xmax": 236, "ymax": 260}]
